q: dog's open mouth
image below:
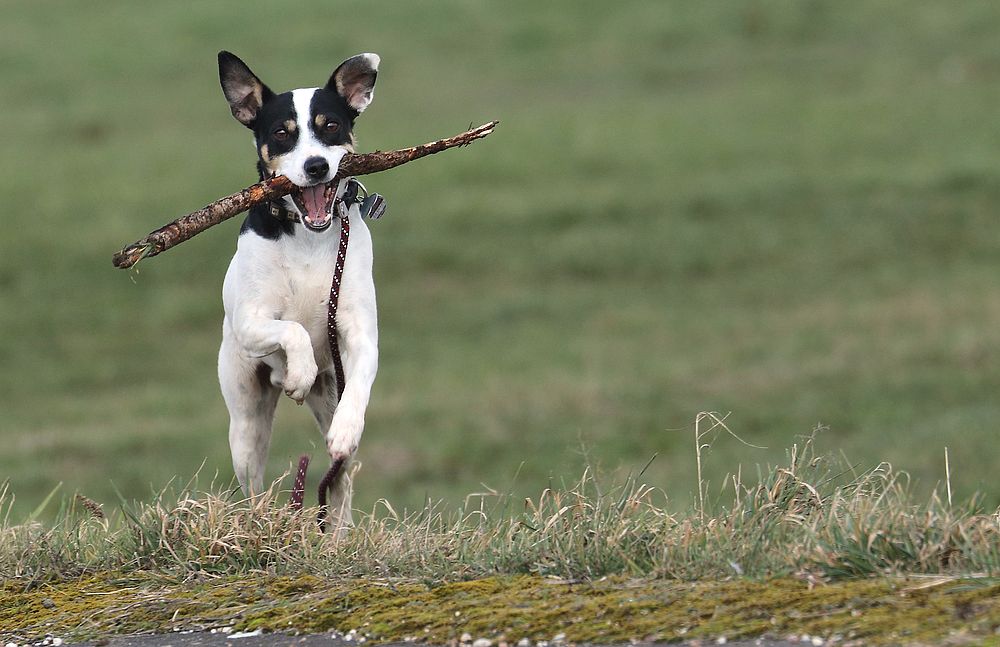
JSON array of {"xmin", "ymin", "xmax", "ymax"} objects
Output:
[{"xmin": 290, "ymin": 182, "xmax": 336, "ymax": 232}]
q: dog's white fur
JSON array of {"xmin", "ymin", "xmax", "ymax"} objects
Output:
[{"xmin": 217, "ymin": 70, "xmax": 379, "ymax": 531}]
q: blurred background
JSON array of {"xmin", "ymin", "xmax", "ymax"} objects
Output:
[{"xmin": 3, "ymin": 1, "xmax": 1000, "ymax": 517}]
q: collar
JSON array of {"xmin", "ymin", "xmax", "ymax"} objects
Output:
[{"xmin": 268, "ymin": 177, "xmax": 363, "ymax": 223}]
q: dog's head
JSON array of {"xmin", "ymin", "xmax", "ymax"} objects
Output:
[{"xmin": 218, "ymin": 51, "xmax": 379, "ymax": 232}]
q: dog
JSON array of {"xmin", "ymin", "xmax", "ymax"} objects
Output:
[{"xmin": 216, "ymin": 51, "xmax": 381, "ymax": 531}]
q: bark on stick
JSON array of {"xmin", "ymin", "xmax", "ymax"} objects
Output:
[{"xmin": 112, "ymin": 120, "xmax": 498, "ymax": 269}]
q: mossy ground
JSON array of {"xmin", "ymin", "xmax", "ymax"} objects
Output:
[{"xmin": 3, "ymin": 574, "xmax": 1000, "ymax": 646}]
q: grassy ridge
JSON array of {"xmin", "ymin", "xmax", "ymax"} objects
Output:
[
  {"xmin": 3, "ymin": 438, "xmax": 1000, "ymax": 644},
  {"xmin": 3, "ymin": 437, "xmax": 997, "ymax": 583},
  {"xmin": 3, "ymin": 1, "xmax": 1000, "ymax": 516}
]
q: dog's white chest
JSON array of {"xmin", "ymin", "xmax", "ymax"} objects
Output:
[
  {"xmin": 285, "ymin": 261, "xmax": 334, "ymax": 335},
  {"xmin": 223, "ymin": 231, "xmax": 333, "ymax": 349},
  {"xmin": 274, "ymin": 241, "xmax": 339, "ymax": 341}
]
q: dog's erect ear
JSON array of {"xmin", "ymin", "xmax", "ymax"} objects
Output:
[
  {"xmin": 326, "ymin": 53, "xmax": 379, "ymax": 116},
  {"xmin": 218, "ymin": 51, "xmax": 275, "ymax": 127}
]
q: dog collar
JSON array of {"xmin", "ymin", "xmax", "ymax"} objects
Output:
[{"xmin": 267, "ymin": 178, "xmax": 364, "ymax": 223}]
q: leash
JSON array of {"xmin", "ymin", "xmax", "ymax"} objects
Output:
[
  {"xmin": 274, "ymin": 179, "xmax": 386, "ymax": 530},
  {"xmin": 328, "ymin": 186, "xmax": 353, "ymax": 398},
  {"xmin": 289, "ymin": 454, "xmax": 310, "ymax": 511},
  {"xmin": 316, "ymin": 187, "xmax": 352, "ymax": 532}
]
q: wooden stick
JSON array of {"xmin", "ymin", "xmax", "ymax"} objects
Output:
[{"xmin": 112, "ymin": 120, "xmax": 498, "ymax": 269}]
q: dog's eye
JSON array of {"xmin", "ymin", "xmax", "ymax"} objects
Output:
[
  {"xmin": 324, "ymin": 121, "xmax": 340, "ymax": 134},
  {"xmin": 273, "ymin": 128, "xmax": 289, "ymax": 141}
]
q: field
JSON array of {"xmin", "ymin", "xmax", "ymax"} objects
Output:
[{"xmin": 3, "ymin": 1, "xmax": 1000, "ymax": 523}]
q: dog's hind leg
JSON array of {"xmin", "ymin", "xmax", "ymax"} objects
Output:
[{"xmin": 219, "ymin": 337, "xmax": 281, "ymax": 496}]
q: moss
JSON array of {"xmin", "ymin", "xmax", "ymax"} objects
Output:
[{"xmin": 3, "ymin": 574, "xmax": 1000, "ymax": 645}]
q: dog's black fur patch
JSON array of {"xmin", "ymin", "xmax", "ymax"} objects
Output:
[
  {"xmin": 241, "ymin": 202, "xmax": 296, "ymax": 240},
  {"xmin": 309, "ymin": 89, "xmax": 356, "ymax": 147},
  {"xmin": 253, "ymin": 92, "xmax": 299, "ymax": 173}
]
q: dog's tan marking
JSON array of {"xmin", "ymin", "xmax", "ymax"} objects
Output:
[{"xmin": 259, "ymin": 144, "xmax": 281, "ymax": 174}]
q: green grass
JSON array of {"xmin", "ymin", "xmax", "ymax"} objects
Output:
[{"xmin": 3, "ymin": 1, "xmax": 1000, "ymax": 518}]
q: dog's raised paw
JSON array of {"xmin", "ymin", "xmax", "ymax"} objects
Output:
[
  {"xmin": 283, "ymin": 383, "xmax": 312, "ymax": 404},
  {"xmin": 281, "ymin": 361, "xmax": 317, "ymax": 404}
]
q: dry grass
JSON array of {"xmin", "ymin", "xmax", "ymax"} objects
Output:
[{"xmin": 2, "ymin": 426, "xmax": 998, "ymax": 585}]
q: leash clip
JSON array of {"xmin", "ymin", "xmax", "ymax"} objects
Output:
[{"xmin": 352, "ymin": 179, "xmax": 369, "ymax": 202}]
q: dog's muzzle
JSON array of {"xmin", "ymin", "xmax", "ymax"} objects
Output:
[{"xmin": 290, "ymin": 181, "xmax": 337, "ymax": 231}]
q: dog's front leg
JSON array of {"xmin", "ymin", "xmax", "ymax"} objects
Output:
[
  {"xmin": 325, "ymin": 213, "xmax": 379, "ymax": 462},
  {"xmin": 326, "ymin": 304, "xmax": 378, "ymax": 461},
  {"xmin": 321, "ymin": 255, "xmax": 378, "ymax": 533},
  {"xmin": 232, "ymin": 310, "xmax": 318, "ymax": 403},
  {"xmin": 323, "ymin": 311, "xmax": 376, "ymax": 532}
]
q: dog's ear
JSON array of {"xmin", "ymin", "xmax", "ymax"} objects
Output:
[
  {"xmin": 218, "ymin": 51, "xmax": 275, "ymax": 127},
  {"xmin": 326, "ymin": 53, "xmax": 379, "ymax": 116}
]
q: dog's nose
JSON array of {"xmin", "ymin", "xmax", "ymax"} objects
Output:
[{"xmin": 304, "ymin": 156, "xmax": 330, "ymax": 180}]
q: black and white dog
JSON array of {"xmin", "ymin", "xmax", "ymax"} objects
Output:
[{"xmin": 216, "ymin": 51, "xmax": 380, "ymax": 530}]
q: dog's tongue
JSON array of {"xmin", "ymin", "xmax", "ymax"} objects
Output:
[{"xmin": 300, "ymin": 184, "xmax": 327, "ymax": 224}]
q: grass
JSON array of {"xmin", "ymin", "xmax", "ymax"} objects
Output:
[
  {"xmin": 2, "ymin": 433, "xmax": 997, "ymax": 583},
  {"xmin": 3, "ymin": 1, "xmax": 1000, "ymax": 522},
  {"xmin": 3, "ymin": 435, "xmax": 1000, "ymax": 644}
]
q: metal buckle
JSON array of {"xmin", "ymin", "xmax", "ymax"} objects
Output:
[{"xmin": 336, "ymin": 199, "xmax": 350, "ymax": 221}]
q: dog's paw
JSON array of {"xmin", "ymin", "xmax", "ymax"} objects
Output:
[
  {"xmin": 326, "ymin": 416, "xmax": 363, "ymax": 460},
  {"xmin": 282, "ymin": 359, "xmax": 318, "ymax": 404}
]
